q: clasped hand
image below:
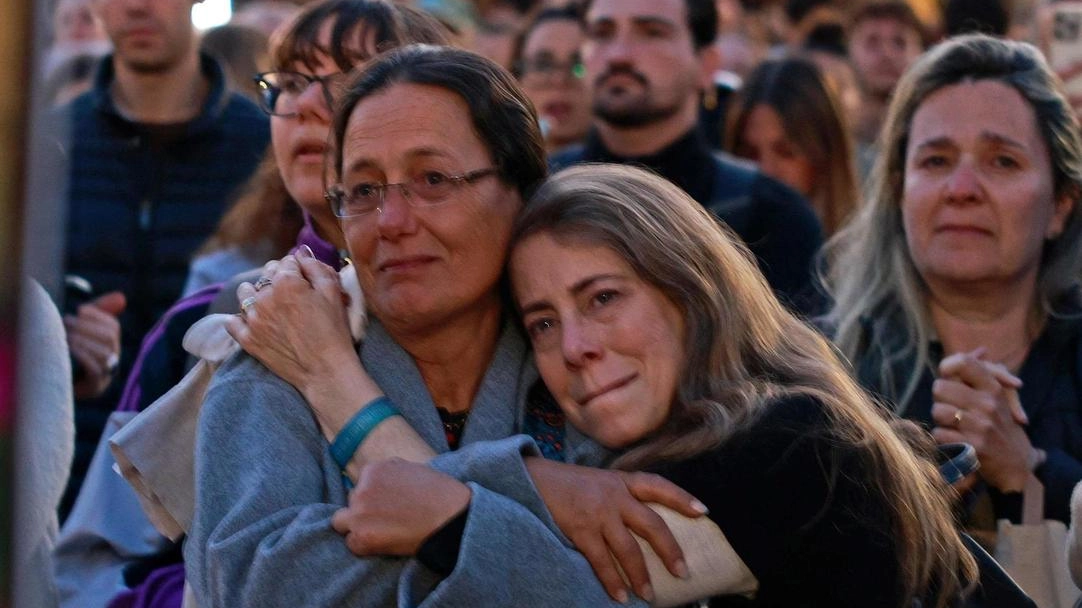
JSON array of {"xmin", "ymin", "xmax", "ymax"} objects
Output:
[
  {"xmin": 227, "ymin": 250, "xmax": 355, "ymax": 392},
  {"xmin": 525, "ymin": 458, "xmax": 706, "ymax": 604},
  {"xmin": 331, "ymin": 459, "xmax": 471, "ymax": 556},
  {"xmin": 929, "ymin": 349, "xmax": 1035, "ymax": 493}
]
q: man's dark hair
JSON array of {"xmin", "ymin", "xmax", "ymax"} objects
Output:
[
  {"xmin": 803, "ymin": 21, "xmax": 848, "ymax": 57},
  {"xmin": 851, "ymin": 1, "xmax": 926, "ymax": 43},
  {"xmin": 334, "ymin": 45, "xmax": 548, "ymax": 199},
  {"xmin": 582, "ymin": 0, "xmax": 718, "ymax": 49},
  {"xmin": 944, "ymin": 0, "xmax": 1009, "ymax": 37},
  {"xmin": 785, "ymin": 0, "xmax": 832, "ymax": 25}
]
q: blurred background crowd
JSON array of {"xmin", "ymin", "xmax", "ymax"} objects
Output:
[{"xmin": 12, "ymin": 0, "xmax": 1082, "ymax": 606}]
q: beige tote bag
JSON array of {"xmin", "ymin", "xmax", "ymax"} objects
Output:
[{"xmin": 995, "ymin": 475, "xmax": 1080, "ymax": 608}]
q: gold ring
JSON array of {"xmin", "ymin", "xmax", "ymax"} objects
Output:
[
  {"xmin": 254, "ymin": 277, "xmax": 273, "ymax": 291},
  {"xmin": 953, "ymin": 410, "xmax": 963, "ymax": 426},
  {"xmin": 240, "ymin": 296, "xmax": 257, "ymax": 315}
]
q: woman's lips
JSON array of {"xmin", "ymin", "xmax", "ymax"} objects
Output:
[
  {"xmin": 542, "ymin": 101, "xmax": 573, "ymax": 122},
  {"xmin": 935, "ymin": 224, "xmax": 992, "ymax": 236},
  {"xmin": 577, "ymin": 373, "xmax": 637, "ymax": 406},
  {"xmin": 293, "ymin": 142, "xmax": 327, "ymax": 163},
  {"xmin": 379, "ymin": 255, "xmax": 438, "ymax": 273}
]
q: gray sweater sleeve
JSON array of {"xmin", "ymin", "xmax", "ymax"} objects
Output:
[
  {"xmin": 401, "ymin": 483, "xmax": 648, "ymax": 607},
  {"xmin": 185, "ymin": 353, "xmax": 400, "ymax": 607},
  {"xmin": 416, "ymin": 439, "xmax": 647, "ymax": 607},
  {"xmin": 187, "ymin": 354, "xmax": 641, "ymax": 607}
]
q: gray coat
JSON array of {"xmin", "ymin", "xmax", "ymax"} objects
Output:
[{"xmin": 185, "ymin": 318, "xmax": 638, "ymax": 607}]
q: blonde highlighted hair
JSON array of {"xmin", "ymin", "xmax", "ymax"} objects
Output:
[
  {"xmin": 512, "ymin": 163, "xmax": 977, "ymax": 608},
  {"xmin": 823, "ymin": 34, "xmax": 1082, "ymax": 409}
]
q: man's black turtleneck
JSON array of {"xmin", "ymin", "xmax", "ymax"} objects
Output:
[
  {"xmin": 551, "ymin": 127, "xmax": 825, "ymax": 316},
  {"xmin": 574, "ymin": 127, "xmax": 720, "ymax": 205}
]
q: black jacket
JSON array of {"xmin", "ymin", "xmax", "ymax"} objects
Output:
[{"xmin": 551, "ymin": 129, "xmax": 824, "ymax": 315}]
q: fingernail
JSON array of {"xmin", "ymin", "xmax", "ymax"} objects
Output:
[
  {"xmin": 691, "ymin": 499, "xmax": 709, "ymax": 515},
  {"xmin": 638, "ymin": 584, "xmax": 654, "ymax": 603},
  {"xmin": 297, "ymin": 244, "xmax": 314, "ymax": 258},
  {"xmin": 674, "ymin": 558, "xmax": 690, "ymax": 579},
  {"xmin": 615, "ymin": 589, "xmax": 629, "ymax": 604}
]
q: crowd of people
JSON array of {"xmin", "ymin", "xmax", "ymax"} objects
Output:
[{"xmin": 16, "ymin": 0, "xmax": 1082, "ymax": 606}]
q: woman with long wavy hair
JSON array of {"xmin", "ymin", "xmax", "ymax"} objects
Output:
[{"xmin": 824, "ymin": 34, "xmax": 1082, "ymax": 526}]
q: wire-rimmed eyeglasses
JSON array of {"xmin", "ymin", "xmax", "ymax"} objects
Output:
[
  {"xmin": 326, "ymin": 168, "xmax": 499, "ymax": 218},
  {"xmin": 254, "ymin": 71, "xmax": 347, "ymax": 117}
]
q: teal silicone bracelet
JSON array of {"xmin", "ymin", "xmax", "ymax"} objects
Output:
[{"xmin": 330, "ymin": 396, "xmax": 399, "ymax": 470}]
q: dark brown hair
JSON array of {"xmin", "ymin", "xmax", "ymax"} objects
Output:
[
  {"xmin": 333, "ymin": 44, "xmax": 547, "ymax": 199},
  {"xmin": 727, "ymin": 57, "xmax": 858, "ymax": 234},
  {"xmin": 272, "ymin": 0, "xmax": 449, "ymax": 73}
]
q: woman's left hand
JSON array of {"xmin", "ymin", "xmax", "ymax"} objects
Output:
[
  {"xmin": 930, "ymin": 351, "xmax": 1035, "ymax": 492},
  {"xmin": 227, "ymin": 250, "xmax": 361, "ymax": 393},
  {"xmin": 331, "ymin": 459, "xmax": 471, "ymax": 556}
]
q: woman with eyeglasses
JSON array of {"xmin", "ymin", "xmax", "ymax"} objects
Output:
[
  {"xmin": 512, "ymin": 6, "xmax": 592, "ymax": 154},
  {"xmin": 52, "ymin": 3, "xmax": 449, "ymax": 608}
]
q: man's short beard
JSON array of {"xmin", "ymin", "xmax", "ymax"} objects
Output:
[{"xmin": 593, "ymin": 98, "xmax": 683, "ymax": 128}]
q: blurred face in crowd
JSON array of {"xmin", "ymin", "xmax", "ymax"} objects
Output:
[
  {"xmin": 473, "ymin": 1, "xmax": 530, "ymax": 69},
  {"xmin": 265, "ymin": 21, "xmax": 374, "ymax": 238},
  {"xmin": 518, "ymin": 18, "xmax": 592, "ymax": 150},
  {"xmin": 89, "ymin": 0, "xmax": 199, "ymax": 73},
  {"xmin": 737, "ymin": 104, "xmax": 815, "ymax": 197},
  {"xmin": 338, "ymin": 83, "xmax": 523, "ymax": 332},
  {"xmin": 267, "ymin": 53, "xmax": 347, "ymax": 224},
  {"xmin": 849, "ymin": 16, "xmax": 922, "ymax": 98},
  {"xmin": 511, "ymin": 233, "xmax": 685, "ymax": 449},
  {"xmin": 902, "ymin": 80, "xmax": 1073, "ymax": 291},
  {"xmin": 583, "ymin": 0, "xmax": 709, "ymax": 128},
  {"xmin": 55, "ymin": 0, "xmax": 106, "ymax": 45}
]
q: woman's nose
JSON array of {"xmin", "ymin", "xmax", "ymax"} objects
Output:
[
  {"xmin": 944, "ymin": 161, "xmax": 982, "ymax": 202},
  {"xmin": 561, "ymin": 319, "xmax": 602, "ymax": 367},
  {"xmin": 295, "ymin": 80, "xmax": 332, "ymax": 122},
  {"xmin": 375, "ymin": 185, "xmax": 419, "ymax": 238}
]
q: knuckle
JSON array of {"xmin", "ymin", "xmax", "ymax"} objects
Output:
[{"xmin": 353, "ymin": 528, "xmax": 379, "ymax": 549}]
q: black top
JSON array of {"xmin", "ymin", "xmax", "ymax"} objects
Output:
[
  {"xmin": 421, "ymin": 395, "xmax": 905, "ymax": 606},
  {"xmin": 649, "ymin": 395, "xmax": 902, "ymax": 607},
  {"xmin": 550, "ymin": 129, "xmax": 824, "ymax": 316},
  {"xmin": 855, "ymin": 305, "xmax": 1082, "ymax": 523}
]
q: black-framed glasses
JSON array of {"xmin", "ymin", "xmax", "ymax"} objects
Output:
[
  {"xmin": 517, "ymin": 57, "xmax": 586, "ymax": 84},
  {"xmin": 253, "ymin": 71, "xmax": 347, "ymax": 117},
  {"xmin": 326, "ymin": 168, "xmax": 499, "ymax": 218}
]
